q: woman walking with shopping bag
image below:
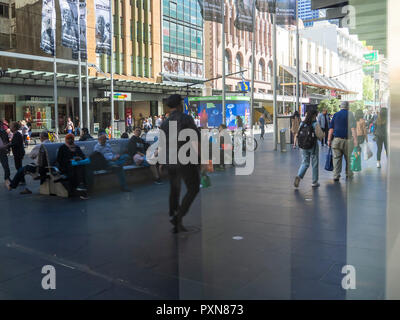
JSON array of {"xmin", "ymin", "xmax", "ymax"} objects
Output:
[{"xmin": 375, "ymin": 108, "xmax": 388, "ymax": 168}]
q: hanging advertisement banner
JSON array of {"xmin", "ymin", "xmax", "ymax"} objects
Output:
[
  {"xmin": 198, "ymin": 0, "xmax": 223, "ymax": 23},
  {"xmin": 40, "ymin": 0, "xmax": 56, "ymax": 56},
  {"xmin": 95, "ymin": 0, "xmax": 112, "ymax": 56},
  {"xmin": 73, "ymin": 1, "xmax": 88, "ymax": 60},
  {"xmin": 234, "ymin": 0, "xmax": 255, "ymax": 32},
  {"xmin": 275, "ymin": 0, "xmax": 296, "ymax": 25},
  {"xmin": 59, "ymin": 0, "xmax": 79, "ymax": 51},
  {"xmin": 256, "ymin": 0, "xmax": 276, "ymax": 13}
]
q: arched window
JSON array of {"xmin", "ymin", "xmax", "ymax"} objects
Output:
[
  {"xmin": 267, "ymin": 61, "xmax": 273, "ymax": 83},
  {"xmin": 258, "ymin": 59, "xmax": 265, "ymax": 81},
  {"xmin": 248, "ymin": 56, "xmax": 253, "ymax": 78},
  {"xmin": 225, "ymin": 50, "xmax": 232, "ymax": 74},
  {"xmin": 236, "ymin": 53, "xmax": 243, "ymax": 73}
]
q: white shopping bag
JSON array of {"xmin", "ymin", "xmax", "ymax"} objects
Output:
[{"xmin": 364, "ymin": 142, "xmax": 373, "ymax": 160}]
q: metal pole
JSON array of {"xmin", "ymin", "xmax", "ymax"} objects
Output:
[
  {"xmin": 250, "ymin": 0, "xmax": 256, "ymax": 131},
  {"xmin": 296, "ymin": 0, "xmax": 300, "ymax": 113},
  {"xmin": 110, "ymin": 0, "xmax": 115, "ymax": 138},
  {"xmin": 221, "ymin": 0, "xmax": 226, "ymax": 125},
  {"xmin": 86, "ymin": 60, "xmax": 90, "ymax": 132},
  {"xmin": 53, "ymin": 46, "xmax": 58, "ymax": 138},
  {"xmin": 77, "ymin": 1, "xmax": 83, "ymax": 135},
  {"xmin": 273, "ymin": 13, "xmax": 278, "ymax": 151}
]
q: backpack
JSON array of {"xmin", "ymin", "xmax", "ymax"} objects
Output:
[{"xmin": 297, "ymin": 123, "xmax": 317, "ymax": 150}]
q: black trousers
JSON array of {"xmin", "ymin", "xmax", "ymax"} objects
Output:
[
  {"xmin": 10, "ymin": 164, "xmax": 36, "ymax": 189},
  {"xmin": 376, "ymin": 135, "xmax": 388, "ymax": 161},
  {"xmin": 14, "ymin": 155, "xmax": 25, "ymax": 183},
  {"xmin": 321, "ymin": 128, "xmax": 329, "ymax": 145},
  {"xmin": 260, "ymin": 125, "xmax": 265, "ymax": 138},
  {"xmin": 0, "ymin": 151, "xmax": 10, "ymax": 181},
  {"xmin": 168, "ymin": 164, "xmax": 200, "ymax": 218}
]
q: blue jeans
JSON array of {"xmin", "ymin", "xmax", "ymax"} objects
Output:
[
  {"xmin": 297, "ymin": 144, "xmax": 319, "ymax": 183},
  {"xmin": 108, "ymin": 154, "xmax": 130, "ymax": 189}
]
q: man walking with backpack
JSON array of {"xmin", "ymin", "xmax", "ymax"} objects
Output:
[
  {"xmin": 294, "ymin": 110, "xmax": 324, "ymax": 188},
  {"xmin": 327, "ymin": 101, "xmax": 358, "ymax": 181}
]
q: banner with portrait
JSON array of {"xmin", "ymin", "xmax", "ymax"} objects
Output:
[
  {"xmin": 95, "ymin": 0, "xmax": 112, "ymax": 56},
  {"xmin": 40, "ymin": 0, "xmax": 56, "ymax": 56},
  {"xmin": 198, "ymin": 0, "xmax": 223, "ymax": 23},
  {"xmin": 276, "ymin": 0, "xmax": 296, "ymax": 25},
  {"xmin": 73, "ymin": 1, "xmax": 88, "ymax": 60},
  {"xmin": 234, "ymin": 0, "xmax": 255, "ymax": 32},
  {"xmin": 59, "ymin": 0, "xmax": 79, "ymax": 51},
  {"xmin": 256, "ymin": 0, "xmax": 276, "ymax": 13}
]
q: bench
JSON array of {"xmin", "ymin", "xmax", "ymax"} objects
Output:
[{"xmin": 39, "ymin": 137, "xmax": 157, "ymax": 197}]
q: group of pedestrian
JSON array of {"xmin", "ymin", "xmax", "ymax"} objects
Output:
[{"xmin": 293, "ymin": 101, "xmax": 389, "ymax": 188}]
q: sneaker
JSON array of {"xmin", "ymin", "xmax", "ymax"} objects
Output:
[
  {"xmin": 377, "ymin": 161, "xmax": 381, "ymax": 168},
  {"xmin": 80, "ymin": 195, "xmax": 89, "ymax": 200},
  {"xmin": 154, "ymin": 179, "xmax": 163, "ymax": 185},
  {"xmin": 76, "ymin": 185, "xmax": 87, "ymax": 192},
  {"xmin": 20, "ymin": 188, "xmax": 32, "ymax": 195},
  {"xmin": 312, "ymin": 182, "xmax": 320, "ymax": 188},
  {"xmin": 294, "ymin": 176, "xmax": 301, "ymax": 188}
]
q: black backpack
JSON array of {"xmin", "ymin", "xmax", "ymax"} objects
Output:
[{"xmin": 297, "ymin": 123, "xmax": 317, "ymax": 150}]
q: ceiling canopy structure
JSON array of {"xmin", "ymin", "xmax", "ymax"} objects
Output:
[
  {"xmin": 0, "ymin": 68, "xmax": 204, "ymax": 96},
  {"xmin": 280, "ymin": 65, "xmax": 357, "ymax": 94}
]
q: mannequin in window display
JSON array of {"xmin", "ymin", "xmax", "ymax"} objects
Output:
[
  {"xmin": 36, "ymin": 108, "xmax": 42, "ymax": 129},
  {"xmin": 41, "ymin": 108, "xmax": 46, "ymax": 129},
  {"xmin": 23, "ymin": 107, "xmax": 32, "ymax": 123}
]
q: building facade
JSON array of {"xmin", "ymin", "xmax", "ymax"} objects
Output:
[
  {"xmin": 0, "ymin": 0, "xmax": 180, "ymax": 132},
  {"xmin": 161, "ymin": 0, "xmax": 204, "ymax": 84},
  {"xmin": 300, "ymin": 21, "xmax": 365, "ymax": 101},
  {"xmin": 298, "ymin": 0, "xmax": 323, "ymax": 27}
]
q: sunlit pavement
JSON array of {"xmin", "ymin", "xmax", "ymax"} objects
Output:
[{"xmin": 0, "ymin": 134, "xmax": 386, "ymax": 299}]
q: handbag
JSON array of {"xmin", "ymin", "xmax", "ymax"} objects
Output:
[
  {"xmin": 315, "ymin": 123, "xmax": 325, "ymax": 141},
  {"xmin": 363, "ymin": 143, "xmax": 373, "ymax": 160},
  {"xmin": 350, "ymin": 147, "xmax": 362, "ymax": 172},
  {"xmin": 200, "ymin": 174, "xmax": 211, "ymax": 188},
  {"xmin": 325, "ymin": 147, "xmax": 334, "ymax": 171}
]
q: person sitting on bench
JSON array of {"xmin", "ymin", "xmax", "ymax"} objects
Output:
[
  {"xmin": 56, "ymin": 134, "xmax": 89, "ymax": 198},
  {"xmin": 6, "ymin": 131, "xmax": 51, "ymax": 194},
  {"xmin": 93, "ymin": 134, "xmax": 131, "ymax": 192},
  {"xmin": 127, "ymin": 127, "xmax": 162, "ymax": 185}
]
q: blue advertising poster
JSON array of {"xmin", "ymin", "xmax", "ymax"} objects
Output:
[{"xmin": 188, "ymin": 97, "xmax": 250, "ymax": 129}]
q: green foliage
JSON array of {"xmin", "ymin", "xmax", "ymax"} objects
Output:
[
  {"xmin": 350, "ymin": 101, "xmax": 365, "ymax": 113},
  {"xmin": 318, "ymin": 98, "xmax": 340, "ymax": 114},
  {"xmin": 363, "ymin": 76, "xmax": 374, "ymax": 102}
]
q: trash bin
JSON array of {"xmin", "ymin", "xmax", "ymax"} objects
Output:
[{"xmin": 280, "ymin": 128, "xmax": 287, "ymax": 152}]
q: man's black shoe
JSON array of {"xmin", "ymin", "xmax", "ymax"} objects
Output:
[
  {"xmin": 121, "ymin": 187, "xmax": 132, "ymax": 192},
  {"xmin": 172, "ymin": 223, "xmax": 188, "ymax": 233}
]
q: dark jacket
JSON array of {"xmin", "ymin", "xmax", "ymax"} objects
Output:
[
  {"xmin": 10, "ymin": 131, "xmax": 25, "ymax": 158},
  {"xmin": 375, "ymin": 121, "xmax": 387, "ymax": 138},
  {"xmin": 56, "ymin": 144, "xmax": 85, "ymax": 174},
  {"xmin": 0, "ymin": 129, "xmax": 9, "ymax": 153},
  {"xmin": 127, "ymin": 135, "xmax": 148, "ymax": 157},
  {"xmin": 79, "ymin": 133, "xmax": 94, "ymax": 141}
]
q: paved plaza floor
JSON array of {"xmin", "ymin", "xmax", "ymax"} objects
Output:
[{"xmin": 0, "ymin": 134, "xmax": 387, "ymax": 299}]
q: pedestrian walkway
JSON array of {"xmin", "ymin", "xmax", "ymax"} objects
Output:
[{"xmin": 0, "ymin": 134, "xmax": 386, "ymax": 299}]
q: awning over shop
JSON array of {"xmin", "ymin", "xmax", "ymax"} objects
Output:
[
  {"xmin": 280, "ymin": 65, "xmax": 357, "ymax": 95},
  {"xmin": 0, "ymin": 68, "xmax": 203, "ymax": 96}
]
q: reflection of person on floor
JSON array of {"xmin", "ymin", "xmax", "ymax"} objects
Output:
[{"xmin": 160, "ymin": 94, "xmax": 200, "ymax": 233}]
